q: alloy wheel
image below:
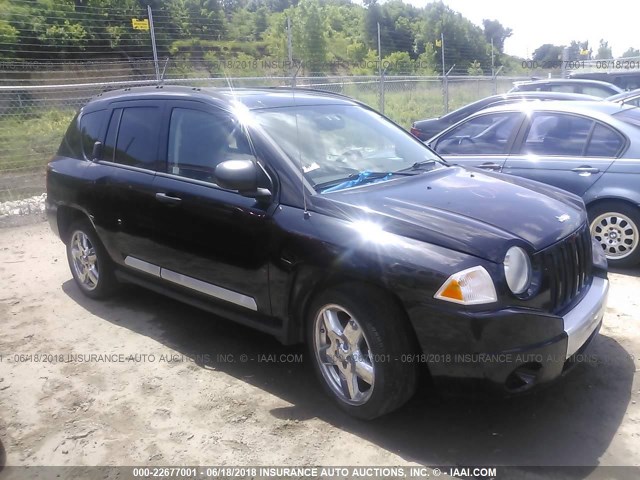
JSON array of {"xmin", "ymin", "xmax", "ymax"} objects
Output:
[
  {"xmin": 70, "ymin": 230, "xmax": 99, "ymax": 291},
  {"xmin": 313, "ymin": 304, "xmax": 375, "ymax": 405},
  {"xmin": 590, "ymin": 212, "xmax": 639, "ymax": 260}
]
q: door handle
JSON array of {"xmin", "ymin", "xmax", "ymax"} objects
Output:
[
  {"xmin": 155, "ymin": 192, "xmax": 182, "ymax": 205},
  {"xmin": 477, "ymin": 163, "xmax": 502, "ymax": 170},
  {"xmin": 571, "ymin": 167, "xmax": 600, "ymax": 174}
]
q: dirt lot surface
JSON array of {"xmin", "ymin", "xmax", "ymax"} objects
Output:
[{"xmin": 0, "ymin": 221, "xmax": 639, "ymax": 476}]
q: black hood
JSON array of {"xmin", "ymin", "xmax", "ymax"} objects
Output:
[{"xmin": 311, "ymin": 166, "xmax": 586, "ymax": 263}]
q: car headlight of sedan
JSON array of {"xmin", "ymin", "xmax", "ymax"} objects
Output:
[
  {"xmin": 504, "ymin": 246, "xmax": 532, "ymax": 295},
  {"xmin": 434, "ymin": 266, "xmax": 497, "ymax": 305}
]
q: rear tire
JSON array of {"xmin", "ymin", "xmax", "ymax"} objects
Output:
[
  {"xmin": 66, "ymin": 219, "xmax": 118, "ymax": 299},
  {"xmin": 588, "ymin": 202, "xmax": 640, "ymax": 268},
  {"xmin": 306, "ymin": 284, "xmax": 418, "ymax": 419}
]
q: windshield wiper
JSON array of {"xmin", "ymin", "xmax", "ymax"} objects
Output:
[
  {"xmin": 315, "ymin": 170, "xmax": 416, "ymax": 192},
  {"xmin": 399, "ymin": 159, "xmax": 446, "ymax": 172}
]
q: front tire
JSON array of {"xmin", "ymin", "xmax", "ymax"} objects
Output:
[
  {"xmin": 66, "ymin": 219, "xmax": 118, "ymax": 299},
  {"xmin": 307, "ymin": 284, "xmax": 418, "ymax": 419},
  {"xmin": 589, "ymin": 202, "xmax": 640, "ymax": 268}
]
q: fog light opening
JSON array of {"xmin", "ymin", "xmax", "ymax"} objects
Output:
[{"xmin": 505, "ymin": 362, "xmax": 543, "ymax": 393}]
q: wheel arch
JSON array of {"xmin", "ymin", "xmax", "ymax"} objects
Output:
[
  {"xmin": 56, "ymin": 205, "xmax": 93, "ymax": 244},
  {"xmin": 286, "ymin": 266, "xmax": 421, "ymax": 353},
  {"xmin": 585, "ymin": 197, "xmax": 640, "ymax": 218}
]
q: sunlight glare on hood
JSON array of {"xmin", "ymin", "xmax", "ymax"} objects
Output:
[{"xmin": 351, "ymin": 220, "xmax": 397, "ymax": 245}]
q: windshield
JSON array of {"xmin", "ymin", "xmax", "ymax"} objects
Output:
[{"xmin": 254, "ymin": 104, "xmax": 444, "ymax": 192}]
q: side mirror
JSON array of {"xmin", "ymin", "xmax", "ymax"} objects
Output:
[
  {"xmin": 91, "ymin": 141, "xmax": 103, "ymax": 161},
  {"xmin": 214, "ymin": 160, "xmax": 271, "ymax": 201}
]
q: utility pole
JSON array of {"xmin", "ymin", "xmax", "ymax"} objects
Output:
[
  {"xmin": 440, "ymin": 32, "xmax": 445, "ymax": 77},
  {"xmin": 147, "ymin": 6, "xmax": 160, "ymax": 83},
  {"xmin": 491, "ymin": 38, "xmax": 495, "ymax": 77},
  {"xmin": 287, "ymin": 16, "xmax": 294, "ymax": 87},
  {"xmin": 491, "ymin": 37, "xmax": 496, "ymax": 94},
  {"xmin": 378, "ymin": 22, "xmax": 384, "ymax": 113},
  {"xmin": 441, "ymin": 32, "xmax": 448, "ymax": 113},
  {"xmin": 561, "ymin": 46, "xmax": 569, "ymax": 79}
]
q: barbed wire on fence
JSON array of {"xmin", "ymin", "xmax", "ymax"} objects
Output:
[{"xmin": 2, "ymin": 3, "xmax": 636, "ymax": 202}]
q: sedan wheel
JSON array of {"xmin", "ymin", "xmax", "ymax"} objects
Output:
[
  {"xmin": 589, "ymin": 202, "xmax": 640, "ymax": 268},
  {"xmin": 313, "ymin": 304, "xmax": 375, "ymax": 405},
  {"xmin": 591, "ymin": 213, "xmax": 639, "ymax": 261}
]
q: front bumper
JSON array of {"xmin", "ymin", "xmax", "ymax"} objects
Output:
[
  {"xmin": 564, "ymin": 276, "xmax": 608, "ymax": 359},
  {"xmin": 411, "ymin": 275, "xmax": 609, "ymax": 394}
]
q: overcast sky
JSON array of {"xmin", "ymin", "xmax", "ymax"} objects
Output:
[{"xmin": 401, "ymin": 0, "xmax": 638, "ymax": 58}]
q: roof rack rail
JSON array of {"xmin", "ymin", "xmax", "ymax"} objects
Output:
[{"xmin": 268, "ymin": 85, "xmax": 354, "ymax": 100}]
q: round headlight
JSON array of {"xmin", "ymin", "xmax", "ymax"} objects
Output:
[{"xmin": 504, "ymin": 246, "xmax": 531, "ymax": 295}]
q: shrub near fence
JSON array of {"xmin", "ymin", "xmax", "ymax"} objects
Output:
[{"xmin": 0, "ymin": 75, "xmax": 524, "ymax": 201}]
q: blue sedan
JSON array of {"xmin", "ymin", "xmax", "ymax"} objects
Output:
[{"xmin": 428, "ymin": 101, "xmax": 640, "ymax": 267}]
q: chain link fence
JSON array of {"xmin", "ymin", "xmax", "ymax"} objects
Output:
[{"xmin": 0, "ymin": 70, "xmax": 526, "ymax": 201}]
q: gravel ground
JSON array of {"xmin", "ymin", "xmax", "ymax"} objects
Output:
[
  {"xmin": 0, "ymin": 221, "xmax": 639, "ymax": 477},
  {"xmin": 0, "ymin": 194, "xmax": 46, "ymax": 229}
]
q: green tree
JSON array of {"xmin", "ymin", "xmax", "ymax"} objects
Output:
[
  {"xmin": 415, "ymin": 43, "xmax": 437, "ymax": 75},
  {"xmin": 382, "ymin": 50, "xmax": 412, "ymax": 74},
  {"xmin": 621, "ymin": 47, "xmax": 640, "ymax": 58},
  {"xmin": 596, "ymin": 39, "xmax": 612, "ymax": 59},
  {"xmin": 0, "ymin": 20, "xmax": 18, "ymax": 58},
  {"xmin": 532, "ymin": 43, "xmax": 563, "ymax": 63},
  {"xmin": 467, "ymin": 59, "xmax": 483, "ymax": 75},
  {"xmin": 482, "ymin": 19, "xmax": 512, "ymax": 53},
  {"xmin": 292, "ymin": 0, "xmax": 327, "ymax": 72},
  {"xmin": 566, "ymin": 40, "xmax": 591, "ymax": 61},
  {"xmin": 254, "ymin": 6, "xmax": 269, "ymax": 37},
  {"xmin": 421, "ymin": 2, "xmax": 490, "ymax": 74}
]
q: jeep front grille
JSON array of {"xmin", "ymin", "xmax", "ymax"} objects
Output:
[{"xmin": 542, "ymin": 223, "xmax": 593, "ymax": 314}]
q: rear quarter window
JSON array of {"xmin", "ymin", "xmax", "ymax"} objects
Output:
[
  {"xmin": 585, "ymin": 123, "xmax": 625, "ymax": 157},
  {"xmin": 57, "ymin": 113, "xmax": 82, "ymax": 159},
  {"xmin": 57, "ymin": 109, "xmax": 107, "ymax": 160},
  {"xmin": 80, "ymin": 110, "xmax": 107, "ymax": 160}
]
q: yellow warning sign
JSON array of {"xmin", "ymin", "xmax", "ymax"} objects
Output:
[{"xmin": 131, "ymin": 19, "xmax": 149, "ymax": 31}]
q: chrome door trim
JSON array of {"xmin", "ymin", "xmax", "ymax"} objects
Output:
[
  {"xmin": 123, "ymin": 256, "xmax": 258, "ymax": 311},
  {"xmin": 160, "ymin": 268, "xmax": 258, "ymax": 311},
  {"xmin": 124, "ymin": 256, "xmax": 161, "ymax": 277}
]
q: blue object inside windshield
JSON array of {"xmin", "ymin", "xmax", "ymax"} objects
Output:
[{"xmin": 320, "ymin": 171, "xmax": 393, "ymax": 193}]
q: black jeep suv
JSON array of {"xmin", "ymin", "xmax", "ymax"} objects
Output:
[{"xmin": 47, "ymin": 86, "xmax": 609, "ymax": 419}]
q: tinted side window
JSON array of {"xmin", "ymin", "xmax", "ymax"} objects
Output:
[
  {"xmin": 586, "ymin": 124, "xmax": 624, "ymax": 157},
  {"xmin": 167, "ymin": 108, "xmax": 254, "ymax": 183},
  {"xmin": 435, "ymin": 113, "xmax": 522, "ymax": 155},
  {"xmin": 581, "ymin": 86, "xmax": 613, "ymax": 98},
  {"xmin": 549, "ymin": 85, "xmax": 575, "ymax": 93},
  {"xmin": 112, "ymin": 107, "xmax": 161, "ymax": 169},
  {"xmin": 624, "ymin": 97, "xmax": 640, "ymax": 107},
  {"xmin": 58, "ymin": 113, "xmax": 82, "ymax": 159},
  {"xmin": 80, "ymin": 110, "xmax": 107, "ymax": 160},
  {"xmin": 521, "ymin": 113, "xmax": 593, "ymax": 156},
  {"xmin": 103, "ymin": 109, "xmax": 122, "ymax": 163}
]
